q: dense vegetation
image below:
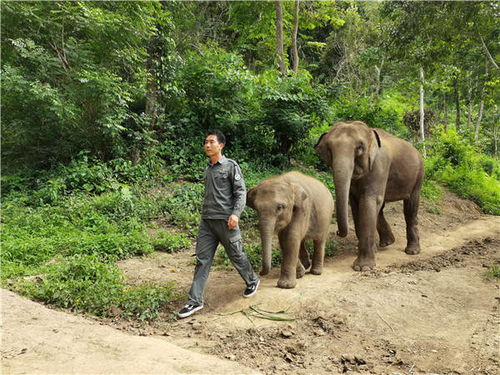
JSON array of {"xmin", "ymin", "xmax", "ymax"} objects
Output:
[{"xmin": 2, "ymin": 1, "xmax": 499, "ymax": 320}]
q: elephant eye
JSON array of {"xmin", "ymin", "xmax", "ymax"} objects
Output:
[
  {"xmin": 276, "ymin": 204, "xmax": 285, "ymax": 212},
  {"xmin": 355, "ymin": 144, "xmax": 364, "ymax": 155}
]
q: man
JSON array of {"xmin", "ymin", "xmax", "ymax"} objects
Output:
[{"xmin": 178, "ymin": 130, "xmax": 260, "ymax": 318}]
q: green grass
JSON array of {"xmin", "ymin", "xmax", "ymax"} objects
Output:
[
  {"xmin": 484, "ymin": 264, "xmax": 500, "ymax": 280},
  {"xmin": 1, "ymin": 182, "xmax": 189, "ymax": 321}
]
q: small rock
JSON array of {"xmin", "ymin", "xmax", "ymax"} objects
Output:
[
  {"xmin": 225, "ymin": 354, "xmax": 236, "ymax": 361},
  {"xmin": 191, "ymin": 322, "xmax": 202, "ymax": 330},
  {"xmin": 281, "ymin": 330, "xmax": 294, "ymax": 338}
]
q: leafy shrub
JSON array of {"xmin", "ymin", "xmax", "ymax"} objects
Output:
[
  {"xmin": 426, "ymin": 130, "xmax": 500, "ymax": 215},
  {"xmin": 152, "ymin": 230, "xmax": 191, "ymax": 253},
  {"xmin": 15, "ymin": 254, "xmax": 180, "ymax": 320},
  {"xmin": 1, "ymin": 193, "xmax": 155, "ymax": 277},
  {"xmin": 257, "ymin": 70, "xmax": 330, "ymax": 164},
  {"xmin": 333, "ymin": 96, "xmax": 407, "ymax": 138},
  {"xmin": 119, "ymin": 283, "xmax": 180, "ymax": 321},
  {"xmin": 421, "ymin": 178, "xmax": 444, "ymax": 203},
  {"xmin": 160, "ymin": 183, "xmax": 204, "ymax": 230}
]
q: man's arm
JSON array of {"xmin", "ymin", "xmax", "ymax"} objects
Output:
[{"xmin": 230, "ymin": 162, "xmax": 246, "ymax": 222}]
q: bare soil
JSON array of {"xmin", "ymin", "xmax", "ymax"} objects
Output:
[{"xmin": 2, "ymin": 190, "xmax": 500, "ymax": 375}]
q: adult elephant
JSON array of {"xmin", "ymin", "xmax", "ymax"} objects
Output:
[
  {"xmin": 315, "ymin": 121, "xmax": 424, "ymax": 271},
  {"xmin": 247, "ymin": 172, "xmax": 334, "ymax": 289}
]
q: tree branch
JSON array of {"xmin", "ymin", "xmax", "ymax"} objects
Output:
[{"xmin": 479, "ymin": 33, "xmax": 499, "ymax": 71}]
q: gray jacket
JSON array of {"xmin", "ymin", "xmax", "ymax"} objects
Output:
[{"xmin": 201, "ymin": 156, "xmax": 246, "ymax": 220}]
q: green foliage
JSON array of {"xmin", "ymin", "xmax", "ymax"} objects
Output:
[
  {"xmin": 426, "ymin": 130, "xmax": 500, "ymax": 215},
  {"xmin": 160, "ymin": 183, "xmax": 204, "ymax": 231},
  {"xmin": 1, "ymin": 2, "xmax": 177, "ymax": 171},
  {"xmin": 15, "ymin": 254, "xmax": 180, "ymax": 321},
  {"xmin": 484, "ymin": 264, "xmax": 500, "ymax": 280},
  {"xmin": 257, "ymin": 70, "xmax": 330, "ymax": 165},
  {"xmin": 333, "ymin": 96, "xmax": 408, "ymax": 137},
  {"xmin": 421, "ymin": 179, "xmax": 444, "ymax": 204},
  {"xmin": 151, "ymin": 230, "xmax": 191, "ymax": 253},
  {"xmin": 1, "ymin": 199, "xmax": 154, "ymax": 278}
]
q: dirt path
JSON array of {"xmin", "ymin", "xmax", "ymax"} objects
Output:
[
  {"xmin": 1, "ymin": 288, "xmax": 258, "ymax": 375},
  {"xmin": 163, "ymin": 215, "xmax": 500, "ymax": 375},
  {"xmin": 2, "ymin": 192, "xmax": 499, "ymax": 375}
]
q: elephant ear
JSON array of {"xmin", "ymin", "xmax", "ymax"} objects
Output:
[
  {"xmin": 292, "ymin": 183, "xmax": 308, "ymax": 210},
  {"xmin": 369, "ymin": 130, "xmax": 382, "ymax": 171},
  {"xmin": 246, "ymin": 187, "xmax": 257, "ymax": 209},
  {"xmin": 314, "ymin": 132, "xmax": 331, "ymax": 166}
]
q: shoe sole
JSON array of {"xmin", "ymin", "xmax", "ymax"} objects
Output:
[
  {"xmin": 177, "ymin": 305, "xmax": 203, "ymax": 318},
  {"xmin": 243, "ymin": 279, "xmax": 260, "ymax": 298}
]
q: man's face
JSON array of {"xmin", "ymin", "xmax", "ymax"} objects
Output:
[{"xmin": 204, "ymin": 135, "xmax": 223, "ymax": 157}]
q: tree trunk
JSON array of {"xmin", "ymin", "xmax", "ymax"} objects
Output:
[
  {"xmin": 466, "ymin": 74, "xmax": 472, "ymax": 131},
  {"xmin": 475, "ymin": 60, "xmax": 489, "ymax": 143},
  {"xmin": 494, "ymin": 124, "xmax": 499, "ymax": 158},
  {"xmin": 475, "ymin": 100, "xmax": 484, "ymax": 143},
  {"xmin": 454, "ymin": 78, "xmax": 461, "ymax": 131},
  {"xmin": 419, "ymin": 67, "xmax": 426, "ymax": 158},
  {"xmin": 374, "ymin": 58, "xmax": 385, "ymax": 98},
  {"xmin": 479, "ymin": 33, "xmax": 499, "ymax": 71},
  {"xmin": 275, "ymin": 0, "xmax": 286, "ymax": 75},
  {"xmin": 443, "ymin": 92, "xmax": 448, "ymax": 132},
  {"xmin": 291, "ymin": 0, "xmax": 300, "ymax": 73}
]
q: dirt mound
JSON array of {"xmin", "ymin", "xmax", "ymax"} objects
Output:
[{"xmin": 394, "ymin": 237, "xmax": 499, "ymax": 274}]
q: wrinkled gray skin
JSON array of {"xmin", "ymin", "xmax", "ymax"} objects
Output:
[
  {"xmin": 247, "ymin": 171, "xmax": 334, "ymax": 289},
  {"xmin": 315, "ymin": 121, "xmax": 424, "ymax": 271}
]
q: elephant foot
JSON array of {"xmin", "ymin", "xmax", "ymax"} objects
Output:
[
  {"xmin": 296, "ymin": 266, "xmax": 305, "ymax": 279},
  {"xmin": 379, "ymin": 234, "xmax": 395, "ymax": 248},
  {"xmin": 352, "ymin": 256, "xmax": 376, "ymax": 272},
  {"xmin": 259, "ymin": 269, "xmax": 269, "ymax": 276},
  {"xmin": 310, "ymin": 267, "xmax": 322, "ymax": 275},
  {"xmin": 277, "ymin": 278, "xmax": 296, "ymax": 289},
  {"xmin": 405, "ymin": 245, "xmax": 420, "ymax": 255}
]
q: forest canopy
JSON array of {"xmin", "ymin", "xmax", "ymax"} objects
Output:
[{"xmin": 2, "ymin": 1, "xmax": 498, "ymax": 172}]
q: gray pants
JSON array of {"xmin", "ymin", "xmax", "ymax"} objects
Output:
[{"xmin": 188, "ymin": 219, "xmax": 258, "ymax": 306}]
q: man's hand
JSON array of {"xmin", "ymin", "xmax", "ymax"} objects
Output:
[{"xmin": 228, "ymin": 214, "xmax": 239, "ymax": 229}]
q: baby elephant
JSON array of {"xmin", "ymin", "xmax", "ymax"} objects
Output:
[{"xmin": 247, "ymin": 171, "xmax": 334, "ymax": 289}]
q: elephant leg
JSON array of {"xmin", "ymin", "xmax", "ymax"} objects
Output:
[
  {"xmin": 353, "ymin": 195, "xmax": 380, "ymax": 271},
  {"xmin": 277, "ymin": 232, "xmax": 300, "ymax": 289},
  {"xmin": 377, "ymin": 203, "xmax": 395, "ymax": 248},
  {"xmin": 296, "ymin": 260, "xmax": 306, "ymax": 279},
  {"xmin": 298, "ymin": 241, "xmax": 310, "ymax": 278},
  {"xmin": 404, "ymin": 189, "xmax": 421, "ymax": 255},
  {"xmin": 350, "ymin": 196, "xmax": 361, "ymax": 239},
  {"xmin": 310, "ymin": 237, "xmax": 326, "ymax": 275}
]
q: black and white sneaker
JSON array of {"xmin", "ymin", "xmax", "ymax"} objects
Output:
[
  {"xmin": 243, "ymin": 279, "xmax": 260, "ymax": 298},
  {"xmin": 177, "ymin": 303, "xmax": 203, "ymax": 318}
]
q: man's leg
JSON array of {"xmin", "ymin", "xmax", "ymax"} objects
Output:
[
  {"xmin": 187, "ymin": 219, "xmax": 219, "ymax": 306},
  {"xmin": 212, "ymin": 220, "xmax": 259, "ymax": 287}
]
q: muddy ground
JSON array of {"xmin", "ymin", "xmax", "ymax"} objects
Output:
[{"xmin": 2, "ymin": 190, "xmax": 500, "ymax": 375}]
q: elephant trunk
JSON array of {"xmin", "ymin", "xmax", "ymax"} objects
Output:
[
  {"xmin": 332, "ymin": 157, "xmax": 354, "ymax": 238},
  {"xmin": 259, "ymin": 218, "xmax": 276, "ymax": 275}
]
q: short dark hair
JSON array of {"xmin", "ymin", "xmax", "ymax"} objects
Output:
[{"xmin": 205, "ymin": 130, "xmax": 225, "ymax": 145}]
